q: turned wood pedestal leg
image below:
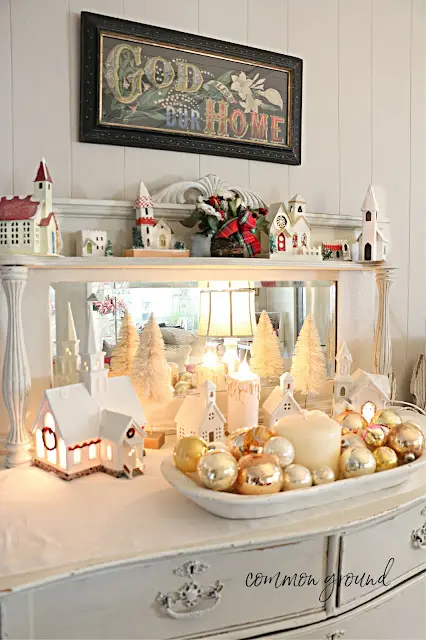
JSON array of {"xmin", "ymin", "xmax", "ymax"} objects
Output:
[
  {"xmin": 1, "ymin": 266, "xmax": 32, "ymax": 468},
  {"xmin": 373, "ymin": 266, "xmax": 397, "ymax": 396}
]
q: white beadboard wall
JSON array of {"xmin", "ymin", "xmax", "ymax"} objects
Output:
[{"xmin": 0, "ymin": 0, "xmax": 424, "ymax": 397}]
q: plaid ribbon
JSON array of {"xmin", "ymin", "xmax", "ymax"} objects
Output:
[{"xmin": 216, "ymin": 207, "xmax": 261, "ymax": 257}]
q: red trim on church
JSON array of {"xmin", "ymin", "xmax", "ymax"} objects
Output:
[
  {"xmin": 0, "ymin": 195, "xmax": 39, "ymax": 221},
  {"xmin": 34, "ymin": 161, "xmax": 53, "ymax": 183},
  {"xmin": 39, "ymin": 212, "xmax": 58, "ymax": 229},
  {"xmin": 136, "ymin": 217, "xmax": 156, "ymax": 226}
]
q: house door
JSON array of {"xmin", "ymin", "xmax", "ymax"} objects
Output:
[
  {"xmin": 364, "ymin": 243, "xmax": 372, "ymax": 261},
  {"xmin": 87, "ymin": 241, "xmax": 92, "ymax": 255},
  {"xmin": 208, "ymin": 431, "xmax": 214, "ymax": 443},
  {"xmin": 159, "ymin": 234, "xmax": 166, "ymax": 248},
  {"xmin": 277, "ymin": 233, "xmax": 286, "ymax": 251}
]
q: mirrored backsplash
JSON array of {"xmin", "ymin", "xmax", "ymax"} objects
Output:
[{"xmin": 50, "ymin": 280, "xmax": 337, "ymax": 380}]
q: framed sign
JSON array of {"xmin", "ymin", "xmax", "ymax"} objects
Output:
[{"xmin": 80, "ymin": 12, "xmax": 303, "ymax": 165}]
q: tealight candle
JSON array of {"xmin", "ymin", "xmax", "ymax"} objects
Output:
[
  {"xmin": 274, "ymin": 410, "xmax": 341, "ymax": 477},
  {"xmin": 196, "ymin": 350, "xmax": 226, "ymax": 391},
  {"xmin": 227, "ymin": 359, "xmax": 260, "ymax": 433}
]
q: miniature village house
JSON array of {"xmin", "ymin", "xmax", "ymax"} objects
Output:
[
  {"xmin": 333, "ymin": 342, "xmax": 390, "ymax": 422},
  {"xmin": 0, "ymin": 158, "xmax": 60, "ymax": 255},
  {"xmin": 76, "ymin": 230, "xmax": 108, "ymax": 256},
  {"xmin": 357, "ymin": 185, "xmax": 388, "ymax": 262},
  {"xmin": 175, "ymin": 380, "xmax": 226, "ymax": 442},
  {"xmin": 262, "ymin": 372, "xmax": 303, "ymax": 427},
  {"xmin": 134, "ymin": 181, "xmax": 172, "ymax": 249},
  {"xmin": 322, "ymin": 240, "xmax": 351, "ymax": 260},
  {"xmin": 33, "ymin": 307, "xmax": 146, "ymax": 480},
  {"xmin": 269, "ymin": 195, "xmax": 321, "ymax": 260}
]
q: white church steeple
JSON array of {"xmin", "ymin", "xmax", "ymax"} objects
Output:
[
  {"xmin": 56, "ymin": 303, "xmax": 81, "ymax": 384},
  {"xmin": 33, "ymin": 157, "xmax": 53, "ymax": 218},
  {"xmin": 80, "ymin": 309, "xmax": 108, "ymax": 397},
  {"xmin": 133, "ymin": 181, "xmax": 155, "ymax": 248},
  {"xmin": 357, "ymin": 185, "xmax": 387, "ymax": 262}
]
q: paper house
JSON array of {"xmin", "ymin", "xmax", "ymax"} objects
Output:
[
  {"xmin": 76, "ymin": 230, "xmax": 108, "ymax": 256},
  {"xmin": 175, "ymin": 380, "xmax": 226, "ymax": 443},
  {"xmin": 262, "ymin": 372, "xmax": 303, "ymax": 427},
  {"xmin": 0, "ymin": 159, "xmax": 60, "ymax": 255},
  {"xmin": 152, "ymin": 217, "xmax": 173, "ymax": 249},
  {"xmin": 333, "ymin": 342, "xmax": 390, "ymax": 422},
  {"xmin": 357, "ymin": 186, "xmax": 388, "ymax": 262},
  {"xmin": 33, "ymin": 308, "xmax": 146, "ymax": 480},
  {"xmin": 269, "ymin": 197, "xmax": 321, "ymax": 260}
]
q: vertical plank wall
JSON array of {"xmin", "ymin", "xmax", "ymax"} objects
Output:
[{"xmin": 0, "ymin": 0, "xmax": 424, "ymax": 397}]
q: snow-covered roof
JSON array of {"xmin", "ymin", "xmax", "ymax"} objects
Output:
[
  {"xmin": 263, "ymin": 388, "xmax": 302, "ymax": 415},
  {"xmin": 336, "ymin": 341, "xmax": 352, "ymax": 363},
  {"xmin": 289, "ymin": 193, "xmax": 306, "ymax": 204},
  {"xmin": 0, "ymin": 195, "xmax": 40, "ymax": 221},
  {"xmin": 99, "ymin": 409, "xmax": 145, "ymax": 444},
  {"xmin": 154, "ymin": 217, "xmax": 172, "ymax": 233},
  {"xmin": 43, "ymin": 383, "xmax": 100, "ymax": 445},
  {"xmin": 97, "ymin": 376, "xmax": 146, "ymax": 426},
  {"xmin": 361, "ymin": 185, "xmax": 379, "ymax": 212},
  {"xmin": 175, "ymin": 395, "xmax": 225, "ymax": 428},
  {"xmin": 350, "ymin": 369, "xmax": 390, "ymax": 400},
  {"xmin": 268, "ymin": 202, "xmax": 288, "ymax": 218}
]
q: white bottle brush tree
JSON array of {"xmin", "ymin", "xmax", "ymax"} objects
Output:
[
  {"xmin": 291, "ymin": 313, "xmax": 327, "ymax": 407},
  {"xmin": 132, "ymin": 313, "xmax": 173, "ymax": 406},
  {"xmin": 250, "ymin": 310, "xmax": 284, "ymax": 378},
  {"xmin": 109, "ymin": 310, "xmax": 139, "ymax": 377}
]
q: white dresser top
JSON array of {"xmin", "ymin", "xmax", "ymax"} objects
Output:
[{"xmin": 0, "ymin": 437, "xmax": 424, "ymax": 592}]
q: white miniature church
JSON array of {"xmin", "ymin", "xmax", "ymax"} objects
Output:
[
  {"xmin": 134, "ymin": 181, "xmax": 172, "ymax": 250},
  {"xmin": 175, "ymin": 380, "xmax": 226, "ymax": 443},
  {"xmin": 333, "ymin": 342, "xmax": 390, "ymax": 423},
  {"xmin": 269, "ymin": 195, "xmax": 322, "ymax": 260},
  {"xmin": 0, "ymin": 159, "xmax": 60, "ymax": 255},
  {"xmin": 262, "ymin": 372, "xmax": 304, "ymax": 427},
  {"xmin": 33, "ymin": 306, "xmax": 146, "ymax": 480},
  {"xmin": 357, "ymin": 185, "xmax": 388, "ymax": 262}
]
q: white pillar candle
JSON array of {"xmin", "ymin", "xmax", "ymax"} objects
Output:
[
  {"xmin": 227, "ymin": 360, "xmax": 260, "ymax": 433},
  {"xmin": 196, "ymin": 351, "xmax": 226, "ymax": 391},
  {"xmin": 274, "ymin": 410, "xmax": 341, "ymax": 477}
]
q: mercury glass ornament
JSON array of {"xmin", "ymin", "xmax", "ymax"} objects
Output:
[
  {"xmin": 340, "ymin": 447, "xmax": 376, "ymax": 478},
  {"xmin": 281, "ymin": 464, "xmax": 313, "ymax": 491},
  {"xmin": 361, "ymin": 425, "xmax": 388, "ymax": 449},
  {"xmin": 174, "ymin": 381, "xmax": 190, "ymax": 395},
  {"xmin": 207, "ymin": 441, "xmax": 228, "ymax": 452},
  {"xmin": 179, "ymin": 371, "xmax": 193, "ymax": 384},
  {"xmin": 264, "ymin": 436, "xmax": 295, "ymax": 469},
  {"xmin": 197, "ymin": 450, "xmax": 238, "ymax": 491},
  {"xmin": 236, "ymin": 453, "xmax": 283, "ymax": 495},
  {"xmin": 341, "ymin": 433, "xmax": 368, "ymax": 451},
  {"xmin": 243, "ymin": 426, "xmax": 274, "ymax": 454},
  {"xmin": 312, "ymin": 466, "xmax": 335, "ymax": 485},
  {"xmin": 372, "ymin": 409, "xmax": 402, "ymax": 429},
  {"xmin": 387, "ymin": 421, "xmax": 425, "ymax": 462},
  {"xmin": 373, "ymin": 446, "xmax": 398, "ymax": 472},
  {"xmin": 226, "ymin": 427, "xmax": 250, "ymax": 460},
  {"xmin": 335, "ymin": 410, "xmax": 367, "ymax": 434},
  {"xmin": 173, "ymin": 436, "xmax": 208, "ymax": 473}
]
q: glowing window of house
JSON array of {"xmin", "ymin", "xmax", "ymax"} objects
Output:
[
  {"xmin": 361, "ymin": 401, "xmax": 376, "ymax": 424},
  {"xmin": 58, "ymin": 438, "xmax": 67, "ymax": 470},
  {"xmin": 106, "ymin": 445, "xmax": 112, "ymax": 460},
  {"xmin": 340, "ymin": 387, "xmax": 346, "ymax": 396},
  {"xmin": 73, "ymin": 448, "xmax": 81, "ymax": 464},
  {"xmin": 44, "ymin": 413, "xmax": 57, "ymax": 464},
  {"xmin": 35, "ymin": 429, "xmax": 44, "ymax": 458},
  {"xmin": 88, "ymin": 443, "xmax": 97, "ymax": 460}
]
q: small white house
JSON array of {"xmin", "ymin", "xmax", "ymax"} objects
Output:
[
  {"xmin": 262, "ymin": 372, "xmax": 303, "ymax": 427},
  {"xmin": 33, "ymin": 308, "xmax": 147, "ymax": 480},
  {"xmin": 151, "ymin": 217, "xmax": 173, "ymax": 249},
  {"xmin": 175, "ymin": 380, "xmax": 226, "ymax": 443},
  {"xmin": 0, "ymin": 158, "xmax": 60, "ymax": 255},
  {"xmin": 357, "ymin": 185, "xmax": 388, "ymax": 262},
  {"xmin": 76, "ymin": 230, "xmax": 108, "ymax": 256},
  {"xmin": 269, "ymin": 197, "xmax": 321, "ymax": 260},
  {"xmin": 333, "ymin": 341, "xmax": 390, "ymax": 422}
]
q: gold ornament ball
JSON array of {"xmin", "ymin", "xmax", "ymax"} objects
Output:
[
  {"xmin": 387, "ymin": 421, "xmax": 425, "ymax": 462},
  {"xmin": 243, "ymin": 426, "xmax": 274, "ymax": 454},
  {"xmin": 341, "ymin": 433, "xmax": 368, "ymax": 452},
  {"xmin": 174, "ymin": 381, "xmax": 190, "ymax": 396},
  {"xmin": 340, "ymin": 447, "xmax": 376, "ymax": 478},
  {"xmin": 373, "ymin": 446, "xmax": 398, "ymax": 472},
  {"xmin": 372, "ymin": 409, "xmax": 402, "ymax": 429},
  {"xmin": 173, "ymin": 436, "xmax": 208, "ymax": 473},
  {"xmin": 361, "ymin": 425, "xmax": 388, "ymax": 449},
  {"xmin": 282, "ymin": 464, "xmax": 313, "ymax": 491},
  {"xmin": 226, "ymin": 427, "xmax": 250, "ymax": 460},
  {"xmin": 197, "ymin": 450, "xmax": 238, "ymax": 491},
  {"xmin": 236, "ymin": 453, "xmax": 283, "ymax": 495},
  {"xmin": 336, "ymin": 410, "xmax": 367, "ymax": 434},
  {"xmin": 264, "ymin": 436, "xmax": 295, "ymax": 469},
  {"xmin": 312, "ymin": 466, "xmax": 335, "ymax": 485}
]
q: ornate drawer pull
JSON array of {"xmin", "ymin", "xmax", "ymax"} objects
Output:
[
  {"xmin": 157, "ymin": 560, "xmax": 223, "ymax": 620},
  {"xmin": 412, "ymin": 507, "xmax": 426, "ymax": 549},
  {"xmin": 325, "ymin": 631, "xmax": 345, "ymax": 640}
]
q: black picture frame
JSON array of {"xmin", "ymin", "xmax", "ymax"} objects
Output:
[{"xmin": 80, "ymin": 12, "xmax": 303, "ymax": 165}]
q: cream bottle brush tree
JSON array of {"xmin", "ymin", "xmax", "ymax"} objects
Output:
[
  {"xmin": 290, "ymin": 313, "xmax": 327, "ymax": 407},
  {"xmin": 250, "ymin": 310, "xmax": 284, "ymax": 379},
  {"xmin": 109, "ymin": 310, "xmax": 139, "ymax": 377},
  {"xmin": 132, "ymin": 313, "xmax": 173, "ymax": 405}
]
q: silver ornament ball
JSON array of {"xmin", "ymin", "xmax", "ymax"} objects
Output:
[
  {"xmin": 312, "ymin": 466, "xmax": 335, "ymax": 485},
  {"xmin": 264, "ymin": 436, "xmax": 295, "ymax": 469}
]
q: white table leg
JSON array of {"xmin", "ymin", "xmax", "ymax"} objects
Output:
[
  {"xmin": 1, "ymin": 266, "xmax": 32, "ymax": 468},
  {"xmin": 373, "ymin": 267, "xmax": 397, "ymax": 389}
]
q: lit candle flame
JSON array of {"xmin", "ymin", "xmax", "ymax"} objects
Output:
[
  {"xmin": 234, "ymin": 358, "xmax": 252, "ymax": 380},
  {"xmin": 203, "ymin": 350, "xmax": 217, "ymax": 367}
]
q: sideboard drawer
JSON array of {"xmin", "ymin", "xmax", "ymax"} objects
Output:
[
  {"xmin": 14, "ymin": 537, "xmax": 327, "ymax": 639},
  {"xmin": 338, "ymin": 501, "xmax": 426, "ymax": 607}
]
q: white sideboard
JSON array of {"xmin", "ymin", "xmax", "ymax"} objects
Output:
[{"xmin": 0, "ymin": 438, "xmax": 425, "ymax": 640}]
